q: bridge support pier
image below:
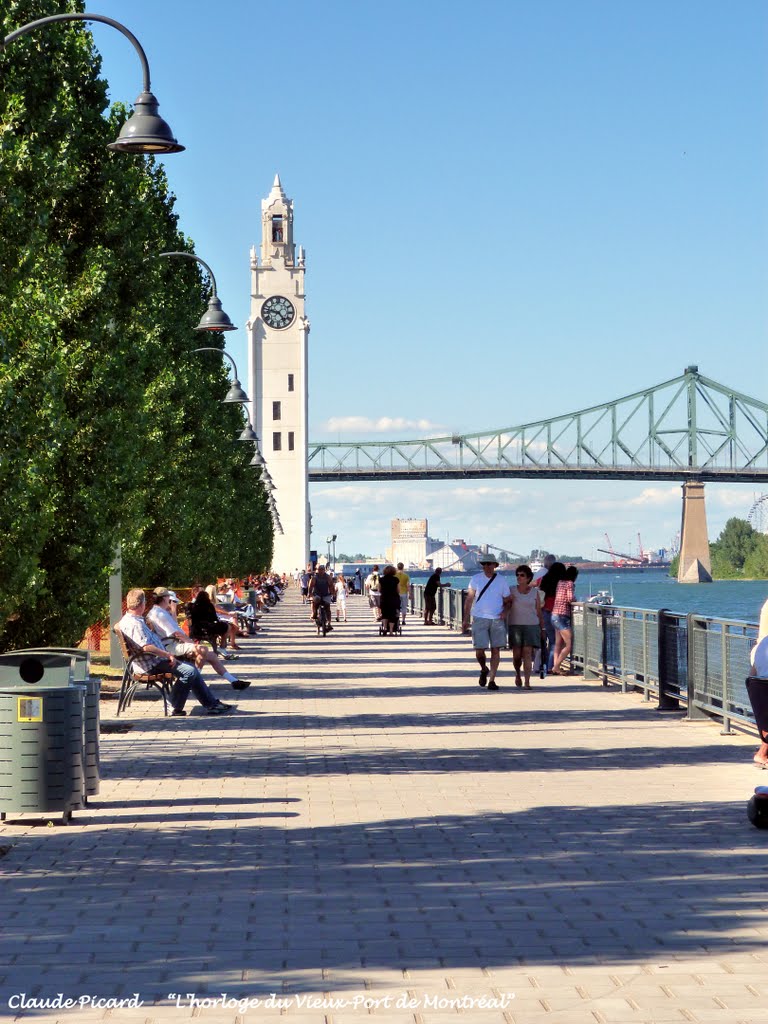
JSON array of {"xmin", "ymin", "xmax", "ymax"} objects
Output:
[{"xmin": 677, "ymin": 481, "xmax": 712, "ymax": 583}]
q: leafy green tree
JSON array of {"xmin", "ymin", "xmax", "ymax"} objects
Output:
[
  {"xmin": 0, "ymin": 0, "xmax": 271, "ymax": 647},
  {"xmin": 743, "ymin": 534, "xmax": 768, "ymax": 579},
  {"xmin": 712, "ymin": 517, "xmax": 759, "ymax": 571}
]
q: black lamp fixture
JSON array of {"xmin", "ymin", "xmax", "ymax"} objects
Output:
[
  {"xmin": 193, "ymin": 348, "xmax": 249, "ymax": 403},
  {"xmin": 238, "ymin": 421, "xmax": 259, "ymax": 443},
  {"xmin": 249, "ymin": 450, "xmax": 265, "ymax": 468},
  {"xmin": 156, "ymin": 252, "xmax": 236, "ymax": 332},
  {"xmin": 2, "ymin": 13, "xmax": 184, "ymax": 154}
]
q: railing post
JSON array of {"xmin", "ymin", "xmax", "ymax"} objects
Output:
[
  {"xmin": 686, "ymin": 613, "xmax": 709, "ymax": 720},
  {"xmin": 720, "ymin": 625, "xmax": 733, "ymax": 734},
  {"xmin": 656, "ymin": 608, "xmax": 681, "ymax": 710},
  {"xmin": 437, "ymin": 586, "xmax": 444, "ymax": 626},
  {"xmin": 583, "ymin": 604, "xmax": 595, "ymax": 679},
  {"xmin": 640, "ymin": 612, "xmax": 650, "ymax": 700},
  {"xmin": 600, "ymin": 607, "xmax": 609, "ymax": 686},
  {"xmin": 619, "ymin": 612, "xmax": 629, "ymax": 692}
]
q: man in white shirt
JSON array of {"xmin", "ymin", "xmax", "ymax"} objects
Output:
[
  {"xmin": 146, "ymin": 588, "xmax": 249, "ymax": 691},
  {"xmin": 462, "ymin": 553, "xmax": 512, "ymax": 691},
  {"xmin": 115, "ymin": 589, "xmax": 235, "ymax": 716},
  {"xmin": 365, "ymin": 566, "xmax": 382, "ymax": 621}
]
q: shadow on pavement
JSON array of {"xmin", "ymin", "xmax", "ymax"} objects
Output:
[{"xmin": 1, "ymin": 802, "xmax": 765, "ymax": 1003}]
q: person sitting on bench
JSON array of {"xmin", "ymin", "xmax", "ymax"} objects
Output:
[
  {"xmin": 116, "ymin": 589, "xmax": 234, "ymax": 716},
  {"xmin": 146, "ymin": 588, "xmax": 247, "ymax": 690}
]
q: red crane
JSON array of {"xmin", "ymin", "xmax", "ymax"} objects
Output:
[{"xmin": 597, "ymin": 532, "xmax": 643, "ymax": 566}]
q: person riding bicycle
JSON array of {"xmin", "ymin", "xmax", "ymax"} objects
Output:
[{"xmin": 307, "ymin": 564, "xmax": 334, "ymax": 631}]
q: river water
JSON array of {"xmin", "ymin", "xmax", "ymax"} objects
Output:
[{"xmin": 429, "ymin": 568, "xmax": 767, "ymax": 625}]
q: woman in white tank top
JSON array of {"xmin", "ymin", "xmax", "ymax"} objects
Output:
[
  {"xmin": 334, "ymin": 576, "xmax": 347, "ymax": 622},
  {"xmin": 507, "ymin": 565, "xmax": 544, "ymax": 688}
]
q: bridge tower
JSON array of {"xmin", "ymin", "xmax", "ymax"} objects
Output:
[
  {"xmin": 246, "ymin": 175, "xmax": 310, "ymax": 572},
  {"xmin": 677, "ymin": 482, "xmax": 713, "ymax": 583}
]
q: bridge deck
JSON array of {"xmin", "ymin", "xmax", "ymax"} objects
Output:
[{"xmin": 1, "ymin": 591, "xmax": 767, "ymax": 1023}]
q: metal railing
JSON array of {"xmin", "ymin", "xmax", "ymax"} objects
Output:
[
  {"xmin": 409, "ymin": 585, "xmax": 760, "ymax": 736},
  {"xmin": 408, "ymin": 584, "xmax": 467, "ymax": 629}
]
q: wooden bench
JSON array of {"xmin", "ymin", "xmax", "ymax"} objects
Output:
[{"xmin": 113, "ymin": 628, "xmax": 174, "ymax": 717}]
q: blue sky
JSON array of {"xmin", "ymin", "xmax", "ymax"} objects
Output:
[{"xmin": 84, "ymin": 0, "xmax": 766, "ymax": 560}]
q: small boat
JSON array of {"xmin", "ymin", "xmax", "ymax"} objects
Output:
[{"xmin": 588, "ymin": 589, "xmax": 614, "ymax": 606}]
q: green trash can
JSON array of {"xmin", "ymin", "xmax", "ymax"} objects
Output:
[
  {"xmin": 8, "ymin": 649, "xmax": 100, "ymax": 801},
  {"xmin": 0, "ymin": 680, "xmax": 85, "ymax": 825}
]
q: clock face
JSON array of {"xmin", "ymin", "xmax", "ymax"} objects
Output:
[{"xmin": 261, "ymin": 295, "xmax": 295, "ymax": 330}]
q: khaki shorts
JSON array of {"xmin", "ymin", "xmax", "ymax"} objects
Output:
[
  {"xmin": 471, "ymin": 617, "xmax": 507, "ymax": 650},
  {"xmin": 164, "ymin": 639, "xmax": 198, "ymax": 659}
]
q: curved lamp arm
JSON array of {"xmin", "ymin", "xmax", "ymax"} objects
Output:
[
  {"xmin": 3, "ymin": 13, "xmax": 151, "ymax": 91},
  {"xmin": 157, "ymin": 251, "xmax": 219, "ymax": 296},
  {"xmin": 3, "ymin": 13, "xmax": 183, "ymax": 155},
  {"xmin": 193, "ymin": 347, "xmax": 239, "ymax": 377},
  {"xmin": 193, "ymin": 347, "xmax": 249, "ymax": 403},
  {"xmin": 156, "ymin": 252, "xmax": 236, "ymax": 331}
]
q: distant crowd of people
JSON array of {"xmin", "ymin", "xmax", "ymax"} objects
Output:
[
  {"xmin": 293, "ymin": 563, "xmax": 411, "ymax": 636},
  {"xmin": 114, "ymin": 574, "xmax": 285, "ymax": 717}
]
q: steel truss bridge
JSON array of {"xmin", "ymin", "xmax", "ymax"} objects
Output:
[{"xmin": 308, "ymin": 367, "xmax": 768, "ymax": 483}]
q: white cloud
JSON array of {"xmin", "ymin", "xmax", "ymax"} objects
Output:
[
  {"xmin": 308, "ymin": 478, "xmax": 761, "ymax": 560},
  {"xmin": 629, "ymin": 487, "xmax": 679, "ymax": 507},
  {"xmin": 322, "ymin": 416, "xmax": 446, "ymax": 434}
]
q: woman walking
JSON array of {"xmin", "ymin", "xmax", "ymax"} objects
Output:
[
  {"xmin": 538, "ymin": 561, "xmax": 566, "ymax": 674},
  {"xmin": 551, "ymin": 565, "xmax": 579, "ymax": 675},
  {"xmin": 507, "ymin": 564, "xmax": 544, "ymax": 688},
  {"xmin": 334, "ymin": 573, "xmax": 348, "ymax": 622},
  {"xmin": 379, "ymin": 565, "xmax": 401, "ymax": 636}
]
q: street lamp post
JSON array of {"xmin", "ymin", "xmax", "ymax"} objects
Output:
[
  {"xmin": 193, "ymin": 348, "xmax": 249, "ymax": 403},
  {"xmin": 2, "ymin": 12, "xmax": 184, "ymax": 153},
  {"xmin": 326, "ymin": 534, "xmax": 337, "ymax": 570},
  {"xmin": 156, "ymin": 252, "xmax": 237, "ymax": 332}
]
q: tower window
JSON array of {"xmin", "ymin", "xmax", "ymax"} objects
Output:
[
  {"xmin": 271, "ymin": 215, "xmax": 284, "ymax": 242},
  {"xmin": 273, "ymin": 401, "xmax": 281, "ymax": 421},
  {"xmin": 273, "ymin": 432, "xmax": 282, "ymax": 452},
  {"xmin": 287, "ymin": 373, "xmax": 294, "ymax": 392},
  {"xmin": 288, "ymin": 432, "xmax": 295, "ymax": 451}
]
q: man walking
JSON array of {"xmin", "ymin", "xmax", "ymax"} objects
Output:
[
  {"xmin": 365, "ymin": 565, "xmax": 382, "ymax": 622},
  {"xmin": 462, "ymin": 554, "xmax": 511, "ymax": 690},
  {"xmin": 395, "ymin": 562, "xmax": 410, "ymax": 625}
]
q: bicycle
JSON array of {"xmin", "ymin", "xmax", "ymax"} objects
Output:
[{"xmin": 315, "ymin": 600, "xmax": 331, "ymax": 636}]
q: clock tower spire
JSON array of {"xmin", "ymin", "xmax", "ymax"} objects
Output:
[
  {"xmin": 247, "ymin": 176, "xmax": 310, "ymax": 572},
  {"xmin": 262, "ymin": 174, "xmax": 295, "ymax": 265}
]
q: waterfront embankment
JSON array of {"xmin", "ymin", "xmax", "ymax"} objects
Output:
[{"xmin": 1, "ymin": 587, "xmax": 767, "ymax": 1023}]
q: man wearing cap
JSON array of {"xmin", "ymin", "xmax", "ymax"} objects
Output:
[
  {"xmin": 462, "ymin": 554, "xmax": 512, "ymax": 690},
  {"xmin": 146, "ymin": 588, "xmax": 249, "ymax": 691},
  {"xmin": 116, "ymin": 589, "xmax": 235, "ymax": 715}
]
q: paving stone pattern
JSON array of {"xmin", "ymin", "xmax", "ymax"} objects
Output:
[{"xmin": 1, "ymin": 590, "xmax": 767, "ymax": 1024}]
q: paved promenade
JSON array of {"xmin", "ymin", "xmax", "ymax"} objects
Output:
[{"xmin": 1, "ymin": 589, "xmax": 767, "ymax": 1024}]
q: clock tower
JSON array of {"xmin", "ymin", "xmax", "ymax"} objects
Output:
[{"xmin": 247, "ymin": 175, "xmax": 310, "ymax": 572}]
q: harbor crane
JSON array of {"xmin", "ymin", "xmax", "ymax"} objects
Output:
[{"xmin": 598, "ymin": 533, "xmax": 643, "ymax": 566}]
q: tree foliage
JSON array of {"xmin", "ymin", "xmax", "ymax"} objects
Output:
[
  {"xmin": 0, "ymin": 0, "xmax": 272, "ymax": 648},
  {"xmin": 669, "ymin": 517, "xmax": 768, "ymax": 579}
]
